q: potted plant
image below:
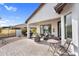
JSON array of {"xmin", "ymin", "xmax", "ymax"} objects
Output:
[{"xmin": 34, "ymin": 33, "xmax": 40, "ymax": 42}]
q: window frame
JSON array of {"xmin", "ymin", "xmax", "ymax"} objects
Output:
[
  {"xmin": 64, "ymin": 12, "xmax": 72, "ymax": 39},
  {"xmin": 40, "ymin": 24, "xmax": 51, "ymax": 35}
]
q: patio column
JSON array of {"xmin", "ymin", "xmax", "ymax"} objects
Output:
[
  {"xmin": 37, "ymin": 25, "xmax": 40, "ymax": 34},
  {"xmin": 51, "ymin": 24, "xmax": 54, "ymax": 35},
  {"xmin": 27, "ymin": 24, "xmax": 30, "ymax": 38},
  {"xmin": 72, "ymin": 4, "xmax": 79, "ymax": 55},
  {"xmin": 61, "ymin": 15, "xmax": 65, "ymax": 45}
]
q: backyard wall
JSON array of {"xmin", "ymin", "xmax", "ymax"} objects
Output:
[{"xmin": 0, "ymin": 29, "xmax": 16, "ymax": 38}]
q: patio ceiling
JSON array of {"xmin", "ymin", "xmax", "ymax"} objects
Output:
[{"xmin": 28, "ymin": 17, "xmax": 60, "ymax": 25}]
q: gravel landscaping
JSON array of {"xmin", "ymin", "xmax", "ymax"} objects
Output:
[{"xmin": 0, "ymin": 37, "xmax": 22, "ymax": 48}]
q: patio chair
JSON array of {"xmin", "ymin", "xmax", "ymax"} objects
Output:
[
  {"xmin": 44, "ymin": 35, "xmax": 49, "ymax": 40},
  {"xmin": 56, "ymin": 38, "xmax": 72, "ymax": 56},
  {"xmin": 40, "ymin": 34, "xmax": 44, "ymax": 38}
]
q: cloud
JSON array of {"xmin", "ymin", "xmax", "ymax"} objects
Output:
[
  {"xmin": 4, "ymin": 5, "xmax": 17, "ymax": 12},
  {"xmin": 0, "ymin": 3, "xmax": 17, "ymax": 12},
  {"xmin": 0, "ymin": 19, "xmax": 9, "ymax": 27},
  {"xmin": 0, "ymin": 19, "xmax": 9, "ymax": 23},
  {"xmin": 0, "ymin": 18, "xmax": 18, "ymax": 27}
]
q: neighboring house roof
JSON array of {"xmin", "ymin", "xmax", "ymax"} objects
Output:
[
  {"xmin": 54, "ymin": 3, "xmax": 67, "ymax": 14},
  {"xmin": 1, "ymin": 26, "xmax": 15, "ymax": 29},
  {"xmin": 15, "ymin": 24, "xmax": 27, "ymax": 29},
  {"xmin": 25, "ymin": 3, "xmax": 45, "ymax": 23}
]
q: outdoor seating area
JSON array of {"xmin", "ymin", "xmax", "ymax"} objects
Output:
[
  {"xmin": 33, "ymin": 33, "xmax": 61, "ymax": 42},
  {"xmin": 47, "ymin": 38, "xmax": 75, "ymax": 56},
  {"xmin": 30, "ymin": 33, "xmax": 75, "ymax": 56},
  {"xmin": 0, "ymin": 33, "xmax": 75, "ymax": 56},
  {"xmin": 0, "ymin": 37, "xmax": 74, "ymax": 56}
]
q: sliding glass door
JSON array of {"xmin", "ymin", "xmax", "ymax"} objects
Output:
[{"xmin": 64, "ymin": 13, "xmax": 72, "ymax": 39}]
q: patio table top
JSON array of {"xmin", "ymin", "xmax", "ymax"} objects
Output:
[{"xmin": 47, "ymin": 39, "xmax": 59, "ymax": 44}]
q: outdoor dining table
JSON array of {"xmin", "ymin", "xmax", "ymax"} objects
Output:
[{"xmin": 47, "ymin": 39, "xmax": 60, "ymax": 55}]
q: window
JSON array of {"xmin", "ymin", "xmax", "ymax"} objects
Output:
[
  {"xmin": 40, "ymin": 25, "xmax": 51, "ymax": 35},
  {"xmin": 65, "ymin": 13, "xmax": 72, "ymax": 39}
]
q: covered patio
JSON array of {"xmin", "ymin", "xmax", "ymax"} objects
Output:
[
  {"xmin": 27, "ymin": 17, "xmax": 61, "ymax": 39},
  {"xmin": 0, "ymin": 38, "xmax": 72, "ymax": 56},
  {"xmin": 0, "ymin": 38, "xmax": 53, "ymax": 56}
]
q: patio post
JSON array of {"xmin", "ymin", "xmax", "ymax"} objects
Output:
[
  {"xmin": 27, "ymin": 25, "xmax": 30, "ymax": 38},
  {"xmin": 61, "ymin": 15, "xmax": 65, "ymax": 45},
  {"xmin": 37, "ymin": 25, "xmax": 40, "ymax": 34}
]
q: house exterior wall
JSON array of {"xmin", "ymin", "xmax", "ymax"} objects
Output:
[
  {"xmin": 72, "ymin": 3, "xmax": 79, "ymax": 55},
  {"xmin": 29, "ymin": 19, "xmax": 60, "ymax": 37},
  {"xmin": 27, "ymin": 3, "xmax": 79, "ymax": 55},
  {"xmin": 60, "ymin": 3, "xmax": 79, "ymax": 55},
  {"xmin": 28, "ymin": 3, "xmax": 60, "ymax": 24},
  {"xmin": 60, "ymin": 3, "xmax": 75, "ymax": 55},
  {"xmin": 60, "ymin": 4, "xmax": 73, "ymax": 45}
]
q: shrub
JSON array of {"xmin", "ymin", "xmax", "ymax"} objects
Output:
[{"xmin": 22, "ymin": 28, "xmax": 27, "ymax": 36}]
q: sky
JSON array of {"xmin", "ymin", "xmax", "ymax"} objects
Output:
[{"xmin": 0, "ymin": 3, "xmax": 40, "ymax": 27}]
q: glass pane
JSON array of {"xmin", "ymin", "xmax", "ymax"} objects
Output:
[
  {"xmin": 65, "ymin": 13, "xmax": 72, "ymax": 39},
  {"xmin": 40, "ymin": 25, "xmax": 51, "ymax": 35}
]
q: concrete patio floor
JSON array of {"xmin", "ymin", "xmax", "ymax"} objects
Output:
[{"xmin": 0, "ymin": 38, "xmax": 54, "ymax": 56}]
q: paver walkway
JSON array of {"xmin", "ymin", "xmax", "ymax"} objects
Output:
[{"xmin": 0, "ymin": 38, "xmax": 53, "ymax": 56}]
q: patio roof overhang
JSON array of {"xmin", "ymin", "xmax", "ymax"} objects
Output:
[
  {"xmin": 28, "ymin": 17, "xmax": 60, "ymax": 25},
  {"xmin": 54, "ymin": 3, "xmax": 67, "ymax": 14}
]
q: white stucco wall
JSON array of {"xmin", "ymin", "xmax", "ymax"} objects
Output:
[
  {"xmin": 60, "ymin": 3, "xmax": 75, "ymax": 54},
  {"xmin": 72, "ymin": 3, "xmax": 79, "ymax": 55},
  {"xmin": 28, "ymin": 3, "xmax": 60, "ymax": 24},
  {"xmin": 60, "ymin": 4, "xmax": 73, "ymax": 45},
  {"xmin": 61, "ymin": 3, "xmax": 79, "ymax": 55},
  {"xmin": 30, "ymin": 19, "xmax": 60, "ymax": 37}
]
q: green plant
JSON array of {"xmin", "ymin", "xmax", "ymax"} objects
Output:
[
  {"xmin": 31, "ymin": 28, "xmax": 37, "ymax": 34},
  {"xmin": 22, "ymin": 28, "xmax": 27, "ymax": 36}
]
